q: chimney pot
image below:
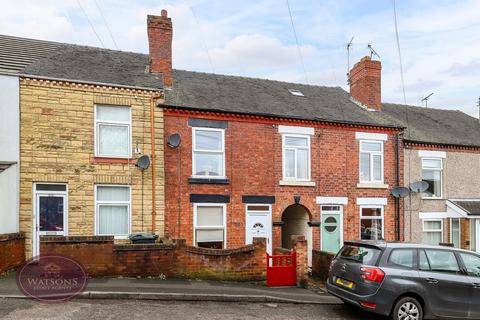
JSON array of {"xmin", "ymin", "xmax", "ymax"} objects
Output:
[
  {"xmin": 349, "ymin": 56, "xmax": 382, "ymax": 111},
  {"xmin": 147, "ymin": 10, "xmax": 173, "ymax": 87}
]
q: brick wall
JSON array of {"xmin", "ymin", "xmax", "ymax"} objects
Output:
[
  {"xmin": 0, "ymin": 232, "xmax": 25, "ymax": 273},
  {"xmin": 311, "ymin": 250, "xmax": 335, "ymax": 281},
  {"xmin": 20, "ymin": 78, "xmax": 165, "ymax": 258},
  {"xmin": 164, "ymin": 110, "xmax": 403, "ymax": 252},
  {"xmin": 40, "ymin": 236, "xmax": 267, "ymax": 281}
]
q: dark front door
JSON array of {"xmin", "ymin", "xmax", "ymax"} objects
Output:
[{"xmin": 419, "ymin": 249, "xmax": 471, "ymax": 318}]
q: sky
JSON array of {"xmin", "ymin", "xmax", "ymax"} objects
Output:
[{"xmin": 1, "ymin": 0, "xmax": 479, "ymax": 116}]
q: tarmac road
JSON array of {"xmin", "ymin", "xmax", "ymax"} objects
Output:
[{"xmin": 0, "ymin": 298, "xmax": 387, "ymax": 320}]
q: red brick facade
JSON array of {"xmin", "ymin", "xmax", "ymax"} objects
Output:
[
  {"xmin": 0, "ymin": 232, "xmax": 25, "ymax": 273},
  {"xmin": 164, "ymin": 109, "xmax": 403, "ymax": 252}
]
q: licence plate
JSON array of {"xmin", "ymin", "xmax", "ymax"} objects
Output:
[{"xmin": 336, "ymin": 277, "xmax": 354, "ymax": 289}]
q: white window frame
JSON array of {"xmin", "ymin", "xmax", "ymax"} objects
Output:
[
  {"xmin": 94, "ymin": 184, "xmax": 131, "ymax": 239},
  {"xmin": 450, "ymin": 218, "xmax": 461, "ymax": 248},
  {"xmin": 282, "ymin": 133, "xmax": 311, "ymax": 181},
  {"xmin": 191, "ymin": 127, "xmax": 226, "ymax": 179},
  {"xmin": 422, "ymin": 219, "xmax": 443, "ymax": 245},
  {"xmin": 193, "ymin": 203, "xmax": 227, "ymax": 248},
  {"xmin": 359, "ymin": 140, "xmax": 384, "ymax": 183},
  {"xmin": 421, "ymin": 157, "xmax": 443, "ymax": 199},
  {"xmin": 94, "ymin": 105, "xmax": 132, "ymax": 158},
  {"xmin": 359, "ymin": 205, "xmax": 384, "ymax": 240}
]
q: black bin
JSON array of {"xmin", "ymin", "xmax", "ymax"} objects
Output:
[{"xmin": 129, "ymin": 232, "xmax": 159, "ymax": 244}]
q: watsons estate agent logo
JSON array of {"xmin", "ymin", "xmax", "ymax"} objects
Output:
[{"xmin": 16, "ymin": 255, "xmax": 88, "ymax": 302}]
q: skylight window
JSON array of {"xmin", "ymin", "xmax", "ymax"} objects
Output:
[{"xmin": 288, "ymin": 89, "xmax": 305, "ymax": 97}]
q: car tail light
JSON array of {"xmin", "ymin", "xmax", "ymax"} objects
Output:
[
  {"xmin": 359, "ymin": 301, "xmax": 377, "ymax": 309},
  {"xmin": 360, "ymin": 266, "xmax": 385, "ymax": 283}
]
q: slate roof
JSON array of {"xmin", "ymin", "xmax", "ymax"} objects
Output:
[
  {"xmin": 449, "ymin": 200, "xmax": 480, "ymax": 216},
  {"xmin": 0, "ymin": 34, "xmax": 163, "ymax": 90},
  {"xmin": 164, "ymin": 70, "xmax": 400, "ymax": 127},
  {"xmin": 1, "ymin": 34, "xmax": 479, "ymax": 143},
  {"xmin": 382, "ymin": 103, "xmax": 480, "ymax": 147}
]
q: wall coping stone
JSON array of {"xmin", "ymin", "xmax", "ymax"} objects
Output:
[
  {"xmin": 113, "ymin": 243, "xmax": 175, "ymax": 251},
  {"xmin": 40, "ymin": 235, "xmax": 114, "ymax": 243},
  {"xmin": 0, "ymin": 232, "xmax": 25, "ymax": 242},
  {"xmin": 185, "ymin": 244, "xmax": 255, "ymax": 256}
]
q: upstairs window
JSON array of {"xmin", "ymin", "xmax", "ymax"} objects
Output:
[
  {"xmin": 359, "ymin": 140, "xmax": 384, "ymax": 183},
  {"xmin": 192, "ymin": 128, "xmax": 225, "ymax": 178},
  {"xmin": 422, "ymin": 158, "xmax": 442, "ymax": 198},
  {"xmin": 95, "ymin": 105, "xmax": 131, "ymax": 158},
  {"xmin": 282, "ymin": 135, "xmax": 310, "ymax": 181}
]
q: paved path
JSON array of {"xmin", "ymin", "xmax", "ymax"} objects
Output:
[
  {"xmin": 0, "ymin": 274, "xmax": 340, "ymax": 304},
  {"xmin": 0, "ymin": 298, "xmax": 387, "ymax": 320}
]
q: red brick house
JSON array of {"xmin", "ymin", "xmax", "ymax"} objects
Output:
[{"xmin": 157, "ymin": 12, "xmax": 404, "ymax": 263}]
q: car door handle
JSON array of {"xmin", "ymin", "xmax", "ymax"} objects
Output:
[
  {"xmin": 473, "ymin": 283, "xmax": 480, "ymax": 289},
  {"xmin": 425, "ymin": 278, "xmax": 438, "ymax": 284}
]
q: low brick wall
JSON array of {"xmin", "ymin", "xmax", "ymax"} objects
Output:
[
  {"xmin": 40, "ymin": 236, "xmax": 266, "ymax": 281},
  {"xmin": 0, "ymin": 232, "xmax": 25, "ymax": 273},
  {"xmin": 311, "ymin": 250, "xmax": 335, "ymax": 281}
]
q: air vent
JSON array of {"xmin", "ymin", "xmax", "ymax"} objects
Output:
[{"xmin": 288, "ymin": 89, "xmax": 304, "ymax": 97}]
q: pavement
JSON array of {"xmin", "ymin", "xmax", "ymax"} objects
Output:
[{"xmin": 0, "ymin": 273, "xmax": 341, "ymax": 304}]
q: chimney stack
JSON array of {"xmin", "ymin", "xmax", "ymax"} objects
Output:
[
  {"xmin": 349, "ymin": 56, "xmax": 382, "ymax": 111},
  {"xmin": 147, "ymin": 9, "xmax": 173, "ymax": 87}
]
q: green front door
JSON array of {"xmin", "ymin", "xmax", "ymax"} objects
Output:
[{"xmin": 321, "ymin": 207, "xmax": 342, "ymax": 253}]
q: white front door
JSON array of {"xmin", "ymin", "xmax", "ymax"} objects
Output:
[
  {"xmin": 245, "ymin": 205, "xmax": 272, "ymax": 254},
  {"xmin": 33, "ymin": 184, "xmax": 68, "ymax": 256},
  {"xmin": 476, "ymin": 219, "xmax": 480, "ymax": 254}
]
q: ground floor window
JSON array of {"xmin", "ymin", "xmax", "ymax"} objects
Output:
[
  {"xmin": 194, "ymin": 204, "xmax": 226, "ymax": 249},
  {"xmin": 360, "ymin": 206, "xmax": 383, "ymax": 240},
  {"xmin": 422, "ymin": 219, "xmax": 443, "ymax": 245},
  {"xmin": 451, "ymin": 218, "xmax": 461, "ymax": 248},
  {"xmin": 95, "ymin": 185, "xmax": 130, "ymax": 237}
]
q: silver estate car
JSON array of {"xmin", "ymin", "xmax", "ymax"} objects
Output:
[{"xmin": 327, "ymin": 241, "xmax": 480, "ymax": 320}]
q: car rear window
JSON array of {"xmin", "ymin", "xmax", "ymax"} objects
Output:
[{"xmin": 338, "ymin": 244, "xmax": 381, "ymax": 265}]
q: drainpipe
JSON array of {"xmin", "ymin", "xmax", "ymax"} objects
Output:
[
  {"xmin": 394, "ymin": 132, "xmax": 401, "ymax": 241},
  {"xmin": 150, "ymin": 93, "xmax": 161, "ymax": 233}
]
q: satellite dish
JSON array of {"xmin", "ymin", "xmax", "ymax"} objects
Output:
[
  {"xmin": 391, "ymin": 186, "xmax": 410, "ymax": 198},
  {"xmin": 167, "ymin": 133, "xmax": 181, "ymax": 148},
  {"xmin": 410, "ymin": 181, "xmax": 429, "ymax": 193},
  {"xmin": 136, "ymin": 155, "xmax": 150, "ymax": 170}
]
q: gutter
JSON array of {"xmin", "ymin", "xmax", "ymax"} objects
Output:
[{"xmin": 404, "ymin": 139, "xmax": 480, "ymax": 149}]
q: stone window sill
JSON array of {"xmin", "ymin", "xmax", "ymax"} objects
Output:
[
  {"xmin": 92, "ymin": 157, "xmax": 134, "ymax": 165},
  {"xmin": 279, "ymin": 180, "xmax": 316, "ymax": 187},
  {"xmin": 356, "ymin": 183, "xmax": 389, "ymax": 189}
]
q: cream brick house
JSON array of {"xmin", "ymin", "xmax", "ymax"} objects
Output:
[{"xmin": 0, "ymin": 11, "xmax": 172, "ymax": 258}]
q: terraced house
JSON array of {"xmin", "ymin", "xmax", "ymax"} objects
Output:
[
  {"xmin": 382, "ymin": 104, "xmax": 480, "ymax": 252},
  {"xmin": 0, "ymin": 11, "xmax": 172, "ymax": 258},
  {"xmin": 163, "ymin": 48, "xmax": 406, "ymax": 264}
]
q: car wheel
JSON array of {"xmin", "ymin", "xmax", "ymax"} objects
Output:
[{"xmin": 391, "ymin": 297, "xmax": 423, "ymax": 320}]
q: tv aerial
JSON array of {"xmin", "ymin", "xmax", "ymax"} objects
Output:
[
  {"xmin": 346, "ymin": 36, "xmax": 354, "ymax": 85},
  {"xmin": 421, "ymin": 93, "xmax": 434, "ymax": 108},
  {"xmin": 410, "ymin": 181, "xmax": 429, "ymax": 193},
  {"xmin": 367, "ymin": 44, "xmax": 381, "ymax": 59},
  {"xmin": 391, "ymin": 186, "xmax": 410, "ymax": 198}
]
